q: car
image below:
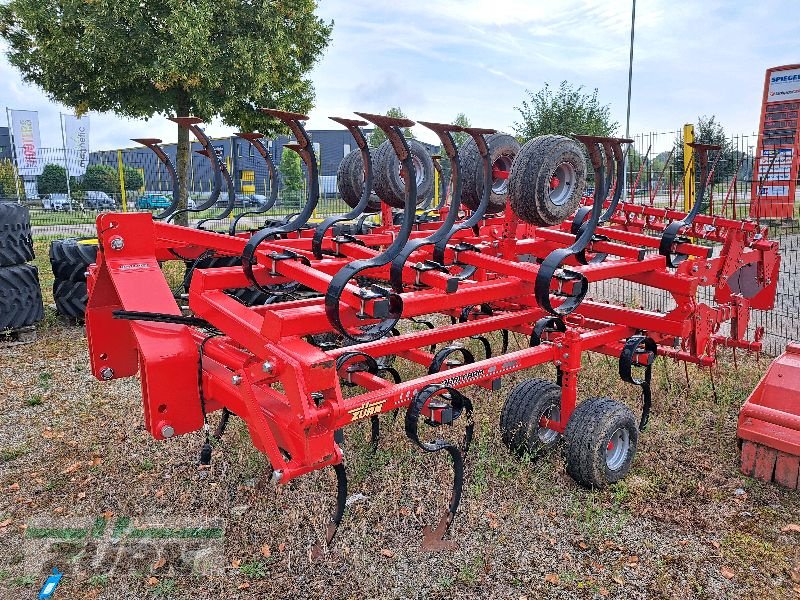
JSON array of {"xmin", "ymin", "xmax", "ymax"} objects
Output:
[
  {"xmin": 42, "ymin": 194, "xmax": 76, "ymax": 211},
  {"xmin": 249, "ymin": 194, "xmax": 268, "ymax": 207},
  {"xmin": 136, "ymin": 193, "xmax": 172, "ymax": 210},
  {"xmin": 84, "ymin": 191, "xmax": 116, "ymax": 210}
]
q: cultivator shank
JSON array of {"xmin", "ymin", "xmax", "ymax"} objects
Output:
[{"xmin": 86, "ymin": 109, "xmax": 781, "ymax": 551}]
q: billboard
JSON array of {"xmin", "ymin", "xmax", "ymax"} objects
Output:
[
  {"xmin": 8, "ymin": 109, "xmax": 43, "ymax": 176},
  {"xmin": 751, "ymin": 65, "xmax": 800, "ymax": 219},
  {"xmin": 62, "ymin": 114, "xmax": 90, "ymax": 176}
]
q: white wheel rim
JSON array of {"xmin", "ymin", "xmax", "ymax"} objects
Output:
[
  {"xmin": 550, "ymin": 162, "xmax": 576, "ymax": 206},
  {"xmin": 605, "ymin": 427, "xmax": 630, "ymax": 471},
  {"xmin": 537, "ymin": 404, "xmax": 560, "ymax": 444},
  {"xmin": 492, "ymin": 155, "xmax": 513, "ymax": 195},
  {"xmin": 399, "ymin": 155, "xmax": 425, "ymax": 187}
]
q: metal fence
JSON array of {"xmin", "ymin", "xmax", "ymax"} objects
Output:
[
  {"xmin": 11, "ymin": 131, "xmax": 800, "ymax": 355},
  {"xmin": 9, "ymin": 146, "xmax": 348, "ymax": 239}
]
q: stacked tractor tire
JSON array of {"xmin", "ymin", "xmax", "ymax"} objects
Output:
[
  {"xmin": 0, "ymin": 201, "xmax": 43, "ymax": 331},
  {"xmin": 49, "ymin": 238, "xmax": 98, "ymax": 320}
]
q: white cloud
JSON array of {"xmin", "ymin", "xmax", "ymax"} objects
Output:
[{"xmin": 0, "ymin": 0, "xmax": 797, "ymax": 149}]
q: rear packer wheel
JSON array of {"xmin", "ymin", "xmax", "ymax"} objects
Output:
[{"xmin": 460, "ymin": 133, "xmax": 520, "ymax": 214}]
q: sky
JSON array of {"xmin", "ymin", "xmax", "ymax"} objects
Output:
[{"xmin": 1, "ymin": 0, "xmax": 798, "ymax": 152}]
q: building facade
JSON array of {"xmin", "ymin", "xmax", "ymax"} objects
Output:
[{"xmin": 88, "ymin": 129, "xmax": 376, "ymax": 198}]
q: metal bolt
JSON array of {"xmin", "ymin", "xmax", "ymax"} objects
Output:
[
  {"xmin": 262, "ymin": 360, "xmax": 274, "ymax": 374},
  {"xmin": 231, "ymin": 374, "xmax": 242, "ymax": 386},
  {"xmin": 161, "ymin": 425, "xmax": 175, "ymax": 438},
  {"xmin": 100, "ymin": 367, "xmax": 114, "ymax": 380},
  {"xmin": 109, "ymin": 237, "xmax": 124, "ymax": 251},
  {"xmin": 563, "ymin": 353, "xmax": 569, "ymax": 359},
  {"xmin": 556, "ymin": 342, "xmax": 563, "ymax": 349},
  {"xmin": 554, "ymin": 360, "xmax": 562, "ymax": 366}
]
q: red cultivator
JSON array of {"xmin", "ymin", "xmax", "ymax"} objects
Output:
[{"xmin": 84, "ymin": 109, "xmax": 780, "ymax": 550}]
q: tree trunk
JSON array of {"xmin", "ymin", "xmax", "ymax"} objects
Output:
[{"xmin": 174, "ymin": 92, "xmax": 191, "ymax": 226}]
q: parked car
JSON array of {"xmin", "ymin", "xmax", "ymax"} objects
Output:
[
  {"xmin": 84, "ymin": 191, "xmax": 116, "ymax": 210},
  {"xmin": 42, "ymin": 194, "xmax": 76, "ymax": 211},
  {"xmin": 136, "ymin": 194, "xmax": 172, "ymax": 210},
  {"xmin": 249, "ymin": 194, "xmax": 268, "ymax": 207}
]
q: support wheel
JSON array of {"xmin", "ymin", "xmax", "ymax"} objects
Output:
[
  {"xmin": 500, "ymin": 378, "xmax": 561, "ymax": 458},
  {"xmin": 564, "ymin": 397, "xmax": 638, "ymax": 488},
  {"xmin": 508, "ymin": 135, "xmax": 586, "ymax": 226},
  {"xmin": 337, "ymin": 148, "xmax": 381, "ymax": 212},
  {"xmin": 459, "ymin": 132, "xmax": 520, "ymax": 214},
  {"xmin": 373, "ymin": 139, "xmax": 434, "ymax": 208}
]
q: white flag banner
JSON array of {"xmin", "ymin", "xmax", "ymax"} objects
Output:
[
  {"xmin": 63, "ymin": 114, "xmax": 90, "ymax": 176},
  {"xmin": 9, "ymin": 109, "xmax": 43, "ymax": 176}
]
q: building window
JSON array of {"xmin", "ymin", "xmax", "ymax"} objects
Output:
[
  {"xmin": 343, "ymin": 143, "xmax": 350, "ymax": 157},
  {"xmin": 248, "ymin": 144, "xmax": 254, "ymax": 157}
]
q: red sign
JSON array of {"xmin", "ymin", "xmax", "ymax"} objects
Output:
[{"xmin": 751, "ymin": 64, "xmax": 800, "ymax": 219}]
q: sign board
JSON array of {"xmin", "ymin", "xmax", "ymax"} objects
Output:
[
  {"xmin": 9, "ymin": 109, "xmax": 43, "ymax": 176},
  {"xmin": 62, "ymin": 114, "xmax": 90, "ymax": 176},
  {"xmin": 751, "ymin": 64, "xmax": 800, "ymax": 219}
]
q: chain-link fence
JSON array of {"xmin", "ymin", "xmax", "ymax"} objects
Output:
[
  {"xmin": 10, "ymin": 144, "xmax": 349, "ymax": 239},
  {"xmin": 594, "ymin": 130, "xmax": 800, "ymax": 356}
]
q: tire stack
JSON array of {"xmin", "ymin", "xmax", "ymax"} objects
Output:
[
  {"xmin": 0, "ymin": 201, "xmax": 44, "ymax": 332},
  {"xmin": 49, "ymin": 238, "xmax": 98, "ymax": 320}
]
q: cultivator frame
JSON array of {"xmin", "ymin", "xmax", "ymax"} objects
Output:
[{"xmin": 86, "ymin": 109, "xmax": 780, "ymax": 550}]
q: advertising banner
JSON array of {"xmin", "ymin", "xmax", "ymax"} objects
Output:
[
  {"xmin": 767, "ymin": 67, "xmax": 800, "ymax": 103},
  {"xmin": 62, "ymin": 114, "xmax": 90, "ymax": 176},
  {"xmin": 9, "ymin": 109, "xmax": 43, "ymax": 176}
]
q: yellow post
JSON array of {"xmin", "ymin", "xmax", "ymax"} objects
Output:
[
  {"xmin": 117, "ymin": 150, "xmax": 127, "ymax": 211},
  {"xmin": 434, "ymin": 165, "xmax": 440, "ymax": 208},
  {"xmin": 683, "ymin": 123, "xmax": 694, "ymax": 213}
]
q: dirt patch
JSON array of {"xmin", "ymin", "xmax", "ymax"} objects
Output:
[{"xmin": 1, "ymin": 318, "xmax": 799, "ymax": 599}]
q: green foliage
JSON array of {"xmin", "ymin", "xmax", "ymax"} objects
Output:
[
  {"xmin": 279, "ymin": 149, "xmax": 304, "ymax": 192},
  {"xmin": 1, "ymin": 0, "xmax": 332, "ymax": 221},
  {"xmin": 451, "ymin": 112, "xmax": 472, "ymax": 148},
  {"xmin": 0, "ymin": 159, "xmax": 24, "ymax": 199},
  {"xmin": 239, "ymin": 559, "xmax": 270, "ymax": 579},
  {"xmin": 368, "ymin": 107, "xmax": 415, "ymax": 148},
  {"xmin": 514, "ymin": 81, "xmax": 618, "ymax": 141},
  {"xmin": 0, "ymin": 0, "xmax": 332, "ymax": 132},
  {"xmin": 37, "ymin": 163, "xmax": 68, "ymax": 195},
  {"xmin": 81, "ymin": 165, "xmax": 118, "ymax": 195},
  {"xmin": 122, "ymin": 166, "xmax": 144, "ymax": 191},
  {"xmin": 675, "ymin": 115, "xmax": 743, "ymax": 188}
]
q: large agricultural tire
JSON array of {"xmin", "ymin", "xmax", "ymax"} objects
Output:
[
  {"xmin": 508, "ymin": 135, "xmax": 587, "ymax": 226},
  {"xmin": 0, "ymin": 201, "xmax": 34, "ymax": 267},
  {"xmin": 460, "ymin": 133, "xmax": 520, "ymax": 214},
  {"xmin": 53, "ymin": 278, "xmax": 88, "ymax": 320},
  {"xmin": 49, "ymin": 238, "xmax": 98, "ymax": 282},
  {"xmin": 500, "ymin": 378, "xmax": 562, "ymax": 458},
  {"xmin": 0, "ymin": 263, "xmax": 44, "ymax": 329},
  {"xmin": 372, "ymin": 139, "xmax": 434, "ymax": 208},
  {"xmin": 337, "ymin": 149, "xmax": 382, "ymax": 212},
  {"xmin": 564, "ymin": 397, "xmax": 638, "ymax": 489}
]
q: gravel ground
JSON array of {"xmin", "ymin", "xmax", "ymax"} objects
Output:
[{"xmin": 2, "ymin": 320, "xmax": 800, "ymax": 600}]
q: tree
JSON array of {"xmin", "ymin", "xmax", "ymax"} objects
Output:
[
  {"xmin": 0, "ymin": 1, "xmax": 332, "ymax": 224},
  {"xmin": 514, "ymin": 81, "xmax": 618, "ymax": 141},
  {"xmin": 37, "ymin": 163, "xmax": 69, "ymax": 195},
  {"xmin": 122, "ymin": 166, "xmax": 144, "ymax": 192},
  {"xmin": 0, "ymin": 159, "xmax": 24, "ymax": 199},
  {"xmin": 368, "ymin": 107, "xmax": 415, "ymax": 148},
  {"xmin": 451, "ymin": 113, "xmax": 472, "ymax": 148},
  {"xmin": 278, "ymin": 147, "xmax": 304, "ymax": 207},
  {"xmin": 674, "ymin": 115, "xmax": 738, "ymax": 186},
  {"xmin": 81, "ymin": 165, "xmax": 118, "ymax": 195}
]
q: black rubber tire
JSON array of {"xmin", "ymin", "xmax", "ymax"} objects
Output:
[
  {"xmin": 0, "ymin": 201, "xmax": 34, "ymax": 267},
  {"xmin": 500, "ymin": 378, "xmax": 562, "ymax": 458},
  {"xmin": 372, "ymin": 139, "xmax": 434, "ymax": 208},
  {"xmin": 49, "ymin": 238, "xmax": 98, "ymax": 282},
  {"xmin": 508, "ymin": 135, "xmax": 587, "ymax": 226},
  {"xmin": 0, "ymin": 264, "xmax": 44, "ymax": 329},
  {"xmin": 460, "ymin": 133, "xmax": 520, "ymax": 214},
  {"xmin": 564, "ymin": 397, "xmax": 638, "ymax": 489},
  {"xmin": 53, "ymin": 278, "xmax": 87, "ymax": 320},
  {"xmin": 227, "ymin": 287, "xmax": 270, "ymax": 307},
  {"xmin": 337, "ymin": 149, "xmax": 381, "ymax": 212}
]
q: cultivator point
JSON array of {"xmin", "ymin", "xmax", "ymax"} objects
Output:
[
  {"xmin": 85, "ymin": 108, "xmax": 783, "ymax": 551},
  {"xmin": 738, "ymin": 343, "xmax": 800, "ymax": 489}
]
